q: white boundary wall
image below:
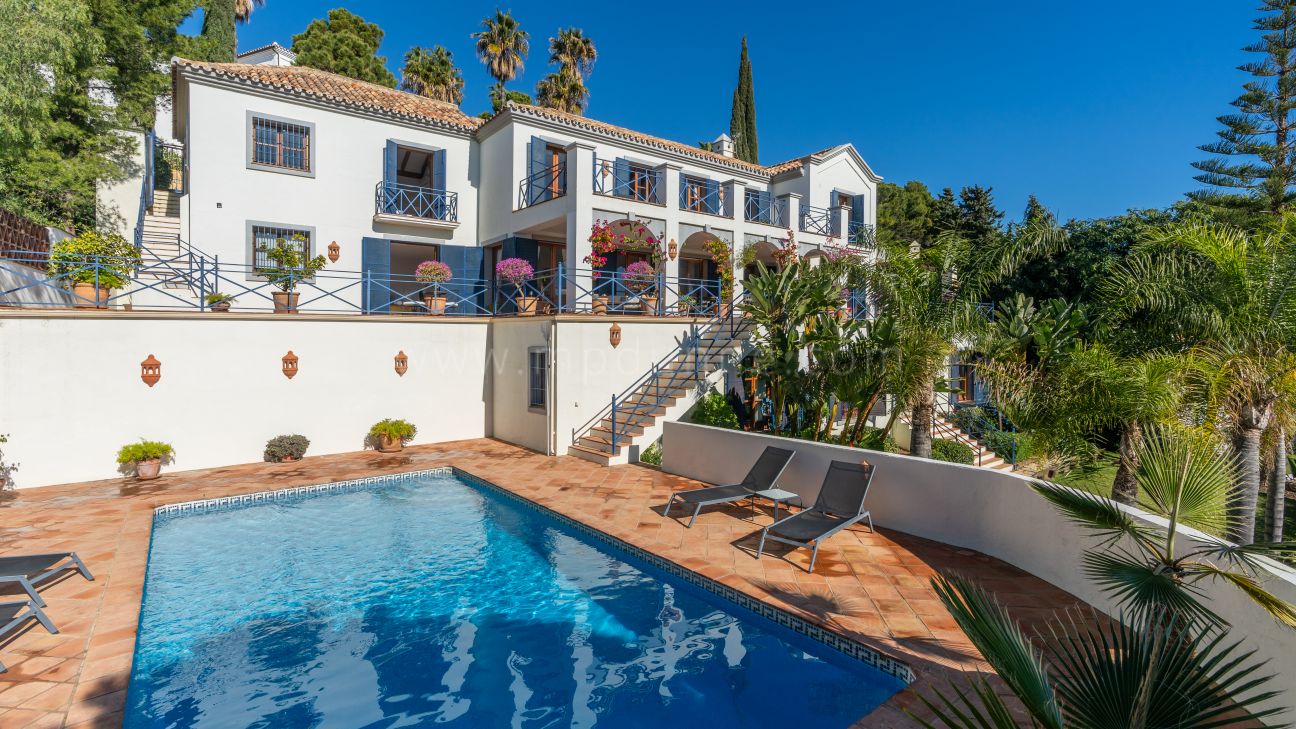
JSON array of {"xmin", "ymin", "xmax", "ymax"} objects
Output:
[
  {"xmin": 0, "ymin": 314, "xmax": 491, "ymax": 487},
  {"xmin": 662, "ymin": 421, "xmax": 1296, "ymax": 720}
]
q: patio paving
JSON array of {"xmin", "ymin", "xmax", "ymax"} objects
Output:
[{"xmin": 0, "ymin": 438, "xmax": 1092, "ymax": 728}]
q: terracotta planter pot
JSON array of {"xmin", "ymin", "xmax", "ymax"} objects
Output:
[
  {"xmin": 718, "ymin": 301, "xmax": 733, "ymax": 318},
  {"xmin": 516, "ymin": 296, "xmax": 538, "ymax": 316},
  {"xmin": 639, "ymin": 296, "xmax": 658, "ymax": 315},
  {"xmin": 591, "ymin": 296, "xmax": 609, "ymax": 315},
  {"xmin": 272, "ymin": 291, "xmax": 299, "ymax": 314},
  {"xmin": 72, "ymin": 282, "xmax": 109, "ymax": 309},
  {"xmin": 279, "ymin": 455, "xmax": 298, "ymax": 463},
  {"xmin": 210, "ymin": 301, "xmax": 232, "ymax": 313},
  {"xmin": 377, "ymin": 435, "xmax": 404, "ymax": 453},
  {"xmin": 423, "ymin": 295, "xmax": 448, "ymax": 316},
  {"xmin": 135, "ymin": 459, "xmax": 161, "ymax": 481}
]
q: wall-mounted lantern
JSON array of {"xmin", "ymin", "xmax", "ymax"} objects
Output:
[
  {"xmin": 282, "ymin": 350, "xmax": 299, "ymax": 379},
  {"xmin": 609, "ymin": 322, "xmax": 622, "ymax": 348},
  {"xmin": 327, "ymin": 241, "xmax": 341, "ymax": 263},
  {"xmin": 668, "ymin": 239, "xmax": 678, "ymax": 261},
  {"xmin": 394, "ymin": 350, "xmax": 408, "ymax": 376},
  {"xmin": 140, "ymin": 354, "xmax": 161, "ymax": 387}
]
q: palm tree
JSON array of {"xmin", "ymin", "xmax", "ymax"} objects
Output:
[
  {"xmin": 916, "ymin": 575, "xmax": 1285, "ymax": 729},
  {"xmin": 234, "ymin": 0, "xmax": 263, "ymax": 23},
  {"xmin": 400, "ymin": 46, "xmax": 464, "ymax": 105},
  {"xmin": 1106, "ymin": 217, "xmax": 1296, "ymax": 543},
  {"xmin": 1035, "ymin": 425, "xmax": 1296, "ymax": 628},
  {"xmin": 548, "ymin": 28, "xmax": 596, "ymax": 79},
  {"xmin": 534, "ymin": 71, "xmax": 587, "ymax": 114},
  {"xmin": 472, "ymin": 9, "xmax": 529, "ymax": 113}
]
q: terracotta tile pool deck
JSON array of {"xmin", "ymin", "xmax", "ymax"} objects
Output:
[{"xmin": 0, "ymin": 438, "xmax": 1090, "ymax": 728}]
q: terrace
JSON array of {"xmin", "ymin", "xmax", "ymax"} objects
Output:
[{"xmin": 0, "ymin": 438, "xmax": 1091, "ymax": 728}]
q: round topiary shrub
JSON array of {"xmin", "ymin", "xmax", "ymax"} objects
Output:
[
  {"xmin": 264, "ymin": 434, "xmax": 310, "ymax": 463},
  {"xmin": 931, "ymin": 437, "xmax": 975, "ymax": 465}
]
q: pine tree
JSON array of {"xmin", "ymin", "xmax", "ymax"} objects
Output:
[
  {"xmin": 728, "ymin": 37, "xmax": 758, "ymax": 164},
  {"xmin": 199, "ymin": 0, "xmax": 237, "ymax": 62},
  {"xmin": 931, "ymin": 187, "xmax": 960, "ymax": 236},
  {"xmin": 956, "ymin": 185, "xmax": 1005, "ymax": 246},
  {"xmin": 1192, "ymin": 0, "xmax": 1296, "ymax": 221},
  {"xmin": 877, "ymin": 181, "xmax": 936, "ymax": 249},
  {"xmin": 291, "ymin": 9, "xmax": 396, "ymax": 88}
]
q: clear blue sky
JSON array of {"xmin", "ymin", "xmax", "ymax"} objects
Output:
[{"xmin": 195, "ymin": 1, "xmax": 1257, "ymax": 222}]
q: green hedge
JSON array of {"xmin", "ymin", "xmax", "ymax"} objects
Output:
[
  {"xmin": 689, "ymin": 390, "xmax": 740, "ymax": 429},
  {"xmin": 931, "ymin": 438, "xmax": 975, "ymax": 464},
  {"xmin": 855, "ymin": 427, "xmax": 900, "ymax": 454},
  {"xmin": 639, "ymin": 440, "xmax": 662, "ymax": 466}
]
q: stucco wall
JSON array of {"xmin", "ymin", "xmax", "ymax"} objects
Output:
[
  {"xmin": 0, "ymin": 261, "xmax": 74, "ymax": 308},
  {"xmin": 0, "ymin": 313, "xmax": 491, "ymax": 488},
  {"xmin": 660, "ymin": 421, "xmax": 1296, "ymax": 720}
]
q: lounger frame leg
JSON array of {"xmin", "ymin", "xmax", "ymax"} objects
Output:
[
  {"xmin": 3, "ymin": 577, "xmax": 43, "ymax": 608},
  {"xmin": 809, "ymin": 542, "xmax": 820, "ymax": 573},
  {"xmin": 30, "ymin": 604, "xmax": 58, "ymax": 634},
  {"xmin": 71, "ymin": 554, "xmax": 94, "ymax": 581},
  {"xmin": 687, "ymin": 503, "xmax": 703, "ymax": 528},
  {"xmin": 664, "ymin": 495, "xmax": 676, "ymax": 518},
  {"xmin": 756, "ymin": 530, "xmax": 767, "ymax": 560}
]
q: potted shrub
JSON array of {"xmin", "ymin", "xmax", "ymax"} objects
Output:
[
  {"xmin": 264, "ymin": 434, "xmax": 309, "ymax": 463},
  {"xmin": 116, "ymin": 439, "xmax": 174, "ymax": 481},
  {"xmin": 256, "ymin": 234, "xmax": 327, "ymax": 314},
  {"xmin": 47, "ymin": 231, "xmax": 140, "ymax": 309},
  {"xmin": 204, "ymin": 292, "xmax": 236, "ymax": 312},
  {"xmin": 367, "ymin": 419, "xmax": 417, "ymax": 453},
  {"xmin": 496, "ymin": 257, "xmax": 537, "ymax": 316},
  {"xmin": 675, "ymin": 294, "xmax": 696, "ymax": 316},
  {"xmin": 415, "ymin": 260, "xmax": 452, "ymax": 315},
  {"xmin": 624, "ymin": 260, "xmax": 658, "ymax": 314},
  {"xmin": 0, "ymin": 434, "xmax": 17, "ymax": 491}
]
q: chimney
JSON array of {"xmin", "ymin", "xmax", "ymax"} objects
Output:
[{"xmin": 711, "ymin": 133, "xmax": 734, "ymax": 158}]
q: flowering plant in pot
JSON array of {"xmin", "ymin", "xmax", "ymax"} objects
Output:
[
  {"xmin": 116, "ymin": 439, "xmax": 174, "ymax": 481},
  {"xmin": 623, "ymin": 260, "xmax": 659, "ymax": 315},
  {"xmin": 415, "ymin": 260, "xmax": 453, "ymax": 315},
  {"xmin": 0, "ymin": 434, "xmax": 18, "ymax": 491},
  {"xmin": 256, "ymin": 234, "xmax": 328, "ymax": 313},
  {"xmin": 704, "ymin": 237, "xmax": 736, "ymax": 316},
  {"xmin": 367, "ymin": 419, "xmax": 417, "ymax": 453},
  {"xmin": 47, "ymin": 230, "xmax": 140, "ymax": 309},
  {"xmin": 496, "ymin": 257, "xmax": 537, "ymax": 315},
  {"xmin": 264, "ymin": 434, "xmax": 310, "ymax": 463},
  {"xmin": 204, "ymin": 292, "xmax": 236, "ymax": 312}
]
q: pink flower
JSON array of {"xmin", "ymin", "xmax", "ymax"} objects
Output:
[{"xmin": 414, "ymin": 260, "xmax": 452, "ymax": 283}]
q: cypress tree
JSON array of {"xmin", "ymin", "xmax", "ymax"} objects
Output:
[
  {"xmin": 728, "ymin": 37, "xmax": 758, "ymax": 164},
  {"xmin": 199, "ymin": 0, "xmax": 237, "ymax": 62},
  {"xmin": 1192, "ymin": 0, "xmax": 1296, "ymax": 221},
  {"xmin": 956, "ymin": 185, "xmax": 1005, "ymax": 246}
]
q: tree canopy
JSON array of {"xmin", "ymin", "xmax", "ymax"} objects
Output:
[{"xmin": 291, "ymin": 9, "xmax": 396, "ymax": 88}]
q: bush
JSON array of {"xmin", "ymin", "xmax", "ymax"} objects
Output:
[
  {"xmin": 639, "ymin": 440, "xmax": 662, "ymax": 466},
  {"xmin": 950, "ymin": 406, "xmax": 994, "ymax": 435},
  {"xmin": 48, "ymin": 230, "xmax": 140, "ymax": 288},
  {"xmin": 931, "ymin": 438, "xmax": 975, "ymax": 465},
  {"xmin": 367, "ymin": 419, "xmax": 417, "ymax": 447},
  {"xmin": 985, "ymin": 430, "xmax": 1025, "ymax": 461},
  {"xmin": 116, "ymin": 440, "xmax": 174, "ymax": 474},
  {"xmin": 854, "ymin": 427, "xmax": 899, "ymax": 453},
  {"xmin": 688, "ymin": 390, "xmax": 740, "ymax": 429},
  {"xmin": 264, "ymin": 434, "xmax": 310, "ymax": 463}
]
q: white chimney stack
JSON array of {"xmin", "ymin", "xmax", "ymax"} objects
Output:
[{"xmin": 711, "ymin": 133, "xmax": 734, "ymax": 158}]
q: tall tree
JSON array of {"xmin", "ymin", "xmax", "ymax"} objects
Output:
[
  {"xmin": 400, "ymin": 46, "xmax": 464, "ymax": 105},
  {"xmin": 291, "ymin": 9, "xmax": 396, "ymax": 88},
  {"xmin": 199, "ymin": 0, "xmax": 237, "ymax": 62},
  {"xmin": 535, "ymin": 28, "xmax": 595, "ymax": 115},
  {"xmin": 535, "ymin": 71, "xmax": 586, "ymax": 114},
  {"xmin": 728, "ymin": 37, "xmax": 758, "ymax": 164},
  {"xmin": 234, "ymin": 0, "xmax": 263, "ymax": 22},
  {"xmin": 931, "ymin": 187, "xmax": 960, "ymax": 236},
  {"xmin": 1192, "ymin": 1, "xmax": 1296, "ymax": 224},
  {"xmin": 956, "ymin": 185, "xmax": 1005, "ymax": 246},
  {"xmin": 473, "ymin": 9, "xmax": 529, "ymax": 114},
  {"xmin": 876, "ymin": 181, "xmax": 936, "ymax": 249}
]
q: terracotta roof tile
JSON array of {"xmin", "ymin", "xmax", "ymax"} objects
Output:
[
  {"xmin": 764, "ymin": 146, "xmax": 846, "ymax": 176},
  {"xmin": 174, "ymin": 58, "xmax": 482, "ymax": 133}
]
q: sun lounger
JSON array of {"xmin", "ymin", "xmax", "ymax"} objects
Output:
[
  {"xmin": 756, "ymin": 460, "xmax": 875, "ymax": 572},
  {"xmin": 0, "ymin": 552, "xmax": 94, "ymax": 607},
  {"xmin": 664, "ymin": 446, "xmax": 796, "ymax": 527},
  {"xmin": 0, "ymin": 600, "xmax": 58, "ymax": 672}
]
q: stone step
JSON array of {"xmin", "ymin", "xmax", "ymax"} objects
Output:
[{"xmin": 568, "ymin": 443, "xmax": 614, "ymax": 465}]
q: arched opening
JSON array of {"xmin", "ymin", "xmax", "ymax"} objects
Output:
[
  {"xmin": 743, "ymin": 240, "xmax": 781, "ymax": 280},
  {"xmin": 677, "ymin": 231, "xmax": 724, "ymax": 314}
]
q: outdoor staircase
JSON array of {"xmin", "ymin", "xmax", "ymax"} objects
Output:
[
  {"xmin": 137, "ymin": 190, "xmax": 187, "ymax": 288},
  {"xmin": 929, "ymin": 413, "xmax": 1014, "ymax": 472},
  {"xmin": 568, "ymin": 316, "xmax": 753, "ymax": 466}
]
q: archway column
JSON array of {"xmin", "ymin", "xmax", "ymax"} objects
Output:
[{"xmin": 564, "ymin": 142, "xmax": 596, "ymax": 308}]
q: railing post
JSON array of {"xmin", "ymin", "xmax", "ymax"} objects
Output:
[
  {"xmin": 557, "ymin": 261, "xmax": 566, "ymax": 313},
  {"xmin": 610, "ymin": 394, "xmax": 618, "ymax": 453},
  {"xmin": 364, "ymin": 269, "xmax": 371, "ymax": 314},
  {"xmin": 198, "ymin": 258, "xmax": 206, "ymax": 311}
]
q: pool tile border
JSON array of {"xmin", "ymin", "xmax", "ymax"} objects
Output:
[{"xmin": 150, "ymin": 465, "xmax": 914, "ymax": 685}]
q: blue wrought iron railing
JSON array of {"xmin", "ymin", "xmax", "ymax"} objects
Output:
[
  {"xmin": 847, "ymin": 221, "xmax": 876, "ymax": 249},
  {"xmin": 517, "ymin": 162, "xmax": 566, "ymax": 208},
  {"xmin": 679, "ymin": 178, "xmax": 727, "ymax": 216},
  {"xmin": 133, "ymin": 129, "xmax": 156, "ymax": 251},
  {"xmin": 376, "ymin": 182, "xmax": 458, "ymax": 222},
  {"xmin": 593, "ymin": 158, "xmax": 662, "ymax": 204},
  {"xmin": 743, "ymin": 190, "xmax": 787, "ymax": 227},
  {"xmin": 800, "ymin": 205, "xmax": 835, "ymax": 236}
]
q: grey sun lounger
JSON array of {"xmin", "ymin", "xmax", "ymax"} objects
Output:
[
  {"xmin": 756, "ymin": 460, "xmax": 875, "ymax": 573},
  {"xmin": 0, "ymin": 600, "xmax": 59, "ymax": 673},
  {"xmin": 664, "ymin": 446, "xmax": 795, "ymax": 527},
  {"xmin": 0, "ymin": 552, "xmax": 94, "ymax": 608}
]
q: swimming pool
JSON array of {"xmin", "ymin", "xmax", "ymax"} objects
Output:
[{"xmin": 125, "ymin": 469, "xmax": 905, "ymax": 728}]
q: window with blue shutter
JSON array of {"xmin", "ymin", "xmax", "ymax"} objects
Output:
[
  {"xmin": 613, "ymin": 158, "xmax": 630, "ymax": 198},
  {"xmin": 361, "ymin": 237, "xmax": 391, "ymax": 313},
  {"xmin": 705, "ymin": 179, "xmax": 721, "ymax": 215},
  {"xmin": 432, "ymin": 149, "xmax": 447, "ymax": 218}
]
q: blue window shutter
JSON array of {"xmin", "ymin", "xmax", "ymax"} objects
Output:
[
  {"xmin": 384, "ymin": 141, "xmax": 398, "ymax": 183},
  {"xmin": 706, "ymin": 179, "xmax": 720, "ymax": 215},
  {"xmin": 432, "ymin": 149, "xmax": 447, "ymax": 218},
  {"xmin": 613, "ymin": 158, "xmax": 630, "ymax": 196},
  {"xmin": 361, "ymin": 237, "xmax": 391, "ymax": 313},
  {"xmin": 528, "ymin": 137, "xmax": 548, "ymax": 204},
  {"xmin": 851, "ymin": 194, "xmax": 865, "ymax": 226}
]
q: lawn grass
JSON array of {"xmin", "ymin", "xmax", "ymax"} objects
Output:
[{"xmin": 1051, "ymin": 450, "xmax": 1120, "ymax": 497}]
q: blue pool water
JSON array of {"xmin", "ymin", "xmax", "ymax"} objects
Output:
[{"xmin": 125, "ymin": 471, "xmax": 904, "ymax": 728}]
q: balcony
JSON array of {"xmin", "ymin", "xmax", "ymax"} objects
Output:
[
  {"xmin": 373, "ymin": 182, "xmax": 459, "ymax": 230},
  {"xmin": 679, "ymin": 176, "xmax": 730, "ymax": 217},
  {"xmin": 848, "ymin": 221, "xmax": 877, "ymax": 249},
  {"xmin": 744, "ymin": 190, "xmax": 787, "ymax": 227},
  {"xmin": 799, "ymin": 205, "xmax": 835, "ymax": 236},
  {"xmin": 593, "ymin": 157, "xmax": 662, "ymax": 205},
  {"xmin": 518, "ymin": 162, "xmax": 567, "ymax": 209}
]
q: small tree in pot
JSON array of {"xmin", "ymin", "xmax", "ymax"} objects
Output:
[
  {"xmin": 264, "ymin": 434, "xmax": 310, "ymax": 463},
  {"xmin": 116, "ymin": 440, "xmax": 174, "ymax": 480},
  {"xmin": 256, "ymin": 234, "xmax": 327, "ymax": 314},
  {"xmin": 415, "ymin": 260, "xmax": 453, "ymax": 315},
  {"xmin": 624, "ymin": 260, "xmax": 658, "ymax": 315},
  {"xmin": 367, "ymin": 419, "xmax": 417, "ymax": 452},
  {"xmin": 48, "ymin": 230, "xmax": 140, "ymax": 309},
  {"xmin": 496, "ymin": 258, "xmax": 537, "ymax": 315}
]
